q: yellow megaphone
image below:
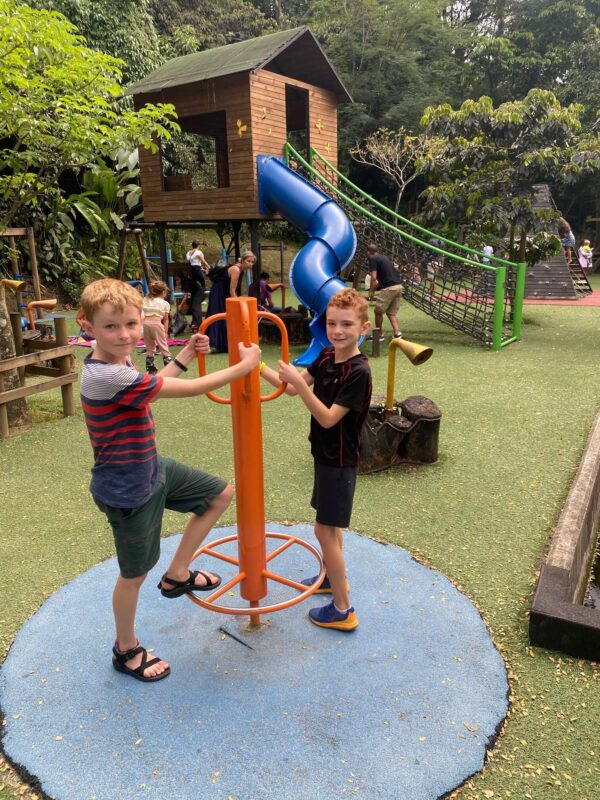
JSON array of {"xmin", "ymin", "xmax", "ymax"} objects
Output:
[
  {"xmin": 386, "ymin": 337, "xmax": 433, "ymax": 412},
  {"xmin": 0, "ymin": 278, "xmax": 27, "ymax": 305}
]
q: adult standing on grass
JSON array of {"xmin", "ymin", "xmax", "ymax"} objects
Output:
[
  {"xmin": 206, "ymin": 250, "xmax": 256, "ymax": 353},
  {"xmin": 78, "ymin": 279, "xmax": 260, "ymax": 682},
  {"xmin": 186, "ymin": 240, "xmax": 211, "ymax": 332},
  {"xmin": 366, "ymin": 243, "xmax": 403, "ymax": 341}
]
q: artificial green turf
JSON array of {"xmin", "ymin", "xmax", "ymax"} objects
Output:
[{"xmin": 2, "ymin": 294, "xmax": 600, "ymax": 799}]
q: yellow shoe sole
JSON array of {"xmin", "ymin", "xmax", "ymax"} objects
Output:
[{"xmin": 309, "ymin": 612, "xmax": 359, "ymax": 631}]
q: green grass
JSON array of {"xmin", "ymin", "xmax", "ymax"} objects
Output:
[{"xmin": 2, "ymin": 294, "xmax": 600, "ymax": 799}]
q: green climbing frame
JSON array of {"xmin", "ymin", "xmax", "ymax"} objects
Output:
[{"xmin": 284, "ymin": 143, "xmax": 525, "ymax": 350}]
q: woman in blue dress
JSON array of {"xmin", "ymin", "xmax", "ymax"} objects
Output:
[{"xmin": 206, "ymin": 250, "xmax": 257, "ymax": 352}]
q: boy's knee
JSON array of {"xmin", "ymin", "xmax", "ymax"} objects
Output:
[
  {"xmin": 211, "ymin": 483, "xmax": 234, "ymax": 511},
  {"xmin": 119, "ymin": 572, "xmax": 147, "ymax": 587}
]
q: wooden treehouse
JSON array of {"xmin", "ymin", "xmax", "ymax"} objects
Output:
[{"xmin": 127, "ymin": 26, "xmax": 351, "ymax": 226}]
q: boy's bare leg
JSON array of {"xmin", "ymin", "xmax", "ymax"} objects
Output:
[
  {"xmin": 161, "ymin": 485, "xmax": 234, "ymax": 589},
  {"xmin": 315, "ymin": 523, "xmax": 350, "ymax": 609},
  {"xmin": 113, "ymin": 573, "xmax": 169, "ymax": 678}
]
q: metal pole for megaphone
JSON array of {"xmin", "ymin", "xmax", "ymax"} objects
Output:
[{"xmin": 190, "ymin": 296, "xmax": 324, "ymax": 626}]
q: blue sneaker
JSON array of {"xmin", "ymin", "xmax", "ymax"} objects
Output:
[
  {"xmin": 301, "ymin": 574, "xmax": 332, "ymax": 594},
  {"xmin": 300, "ymin": 575, "xmax": 350, "ymax": 594},
  {"xmin": 308, "ymin": 601, "xmax": 359, "ymax": 631}
]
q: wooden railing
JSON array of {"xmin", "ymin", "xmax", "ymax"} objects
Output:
[{"xmin": 0, "ymin": 315, "xmax": 77, "ymax": 438}]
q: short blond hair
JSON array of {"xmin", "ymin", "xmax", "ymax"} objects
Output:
[
  {"xmin": 79, "ymin": 279, "xmax": 143, "ymax": 321},
  {"xmin": 328, "ymin": 288, "xmax": 369, "ymax": 324}
]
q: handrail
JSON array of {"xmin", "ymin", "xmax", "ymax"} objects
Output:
[
  {"xmin": 283, "ymin": 143, "xmax": 525, "ymax": 351},
  {"xmin": 306, "ymin": 145, "xmax": 519, "ymax": 270},
  {"xmin": 284, "ymin": 143, "xmax": 498, "ymax": 273}
]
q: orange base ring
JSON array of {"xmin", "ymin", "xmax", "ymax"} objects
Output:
[{"xmin": 186, "ymin": 532, "xmax": 325, "ymax": 616}]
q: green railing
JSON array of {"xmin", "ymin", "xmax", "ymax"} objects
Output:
[
  {"xmin": 309, "ymin": 146, "xmax": 518, "ymax": 271},
  {"xmin": 284, "ymin": 143, "xmax": 525, "ymax": 351}
]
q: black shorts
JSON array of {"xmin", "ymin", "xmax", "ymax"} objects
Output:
[{"xmin": 311, "ymin": 462, "xmax": 357, "ymax": 528}]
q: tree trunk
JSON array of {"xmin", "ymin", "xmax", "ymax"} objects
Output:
[{"xmin": 0, "ymin": 300, "xmax": 30, "ymax": 432}]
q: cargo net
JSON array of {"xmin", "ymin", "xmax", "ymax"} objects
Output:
[{"xmin": 294, "ymin": 152, "xmax": 519, "ymax": 347}]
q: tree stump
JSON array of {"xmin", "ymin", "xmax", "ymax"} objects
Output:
[
  {"xmin": 359, "ymin": 394, "xmax": 441, "ymax": 474},
  {"xmin": 399, "ymin": 395, "xmax": 442, "ymax": 464}
]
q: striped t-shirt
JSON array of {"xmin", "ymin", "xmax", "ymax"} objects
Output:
[{"xmin": 81, "ymin": 354, "xmax": 163, "ymax": 507}]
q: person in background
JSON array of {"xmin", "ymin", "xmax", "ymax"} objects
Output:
[
  {"xmin": 186, "ymin": 240, "xmax": 211, "ymax": 332},
  {"xmin": 366, "ymin": 243, "xmax": 403, "ymax": 341},
  {"xmin": 142, "ymin": 280, "xmax": 171, "ymax": 374},
  {"xmin": 558, "ymin": 218, "xmax": 576, "ymax": 262},
  {"xmin": 578, "ymin": 239, "xmax": 594, "ymax": 270},
  {"xmin": 482, "ymin": 244, "xmax": 494, "ymax": 265},
  {"xmin": 206, "ymin": 250, "xmax": 256, "ymax": 353},
  {"xmin": 249, "ymin": 271, "xmax": 280, "ymax": 312}
]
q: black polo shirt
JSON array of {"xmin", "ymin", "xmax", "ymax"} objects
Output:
[
  {"xmin": 307, "ymin": 347, "xmax": 372, "ymax": 467},
  {"xmin": 368, "ymin": 253, "xmax": 401, "ymax": 287}
]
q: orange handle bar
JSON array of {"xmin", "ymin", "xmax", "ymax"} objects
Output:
[
  {"xmin": 197, "ymin": 313, "xmax": 230, "ymax": 405},
  {"xmin": 197, "ymin": 310, "xmax": 290, "ymax": 404},
  {"xmin": 257, "ymin": 310, "xmax": 289, "ymax": 403}
]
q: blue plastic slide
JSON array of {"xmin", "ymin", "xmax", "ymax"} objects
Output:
[{"xmin": 257, "ymin": 155, "xmax": 356, "ymax": 365}]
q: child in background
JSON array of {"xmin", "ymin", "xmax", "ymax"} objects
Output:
[
  {"xmin": 259, "ymin": 288, "xmax": 372, "ymax": 631},
  {"xmin": 78, "ymin": 278, "xmax": 261, "ymax": 682},
  {"xmin": 143, "ymin": 280, "xmax": 171, "ymax": 374},
  {"xmin": 578, "ymin": 239, "xmax": 594, "ymax": 270}
]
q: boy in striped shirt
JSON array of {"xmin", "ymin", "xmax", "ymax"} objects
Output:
[{"xmin": 79, "ymin": 279, "xmax": 260, "ymax": 682}]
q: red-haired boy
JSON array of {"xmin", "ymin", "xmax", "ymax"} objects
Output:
[{"xmin": 260, "ymin": 288, "xmax": 372, "ymax": 630}]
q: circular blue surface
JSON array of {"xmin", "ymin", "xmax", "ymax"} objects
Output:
[{"xmin": 1, "ymin": 525, "xmax": 508, "ymax": 800}]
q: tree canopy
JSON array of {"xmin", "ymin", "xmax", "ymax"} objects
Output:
[
  {"xmin": 418, "ymin": 89, "xmax": 598, "ymax": 260},
  {"xmin": 0, "ymin": 0, "xmax": 178, "ymax": 273}
]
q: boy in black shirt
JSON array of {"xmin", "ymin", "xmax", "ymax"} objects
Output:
[{"xmin": 260, "ymin": 289, "xmax": 372, "ymax": 630}]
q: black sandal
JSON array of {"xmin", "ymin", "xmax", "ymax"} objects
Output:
[
  {"xmin": 112, "ymin": 641, "xmax": 170, "ymax": 682},
  {"xmin": 158, "ymin": 569, "xmax": 222, "ymax": 598}
]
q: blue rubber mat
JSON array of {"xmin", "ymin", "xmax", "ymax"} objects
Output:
[{"xmin": 1, "ymin": 525, "xmax": 508, "ymax": 800}]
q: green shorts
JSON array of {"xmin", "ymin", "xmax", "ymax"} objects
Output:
[{"xmin": 94, "ymin": 457, "xmax": 228, "ymax": 579}]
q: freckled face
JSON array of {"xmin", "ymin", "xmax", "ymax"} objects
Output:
[
  {"xmin": 82, "ymin": 303, "xmax": 142, "ymax": 364},
  {"xmin": 326, "ymin": 306, "xmax": 370, "ymax": 355}
]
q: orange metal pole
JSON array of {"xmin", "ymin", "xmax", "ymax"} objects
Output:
[{"xmin": 225, "ymin": 297, "xmax": 267, "ymax": 615}]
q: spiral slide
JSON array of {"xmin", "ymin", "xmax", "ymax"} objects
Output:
[{"xmin": 257, "ymin": 155, "xmax": 356, "ymax": 365}]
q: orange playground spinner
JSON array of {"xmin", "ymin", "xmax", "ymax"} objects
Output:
[{"xmin": 191, "ymin": 296, "xmax": 324, "ymax": 625}]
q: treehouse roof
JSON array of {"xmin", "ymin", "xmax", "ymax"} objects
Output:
[{"xmin": 126, "ymin": 26, "xmax": 351, "ymax": 102}]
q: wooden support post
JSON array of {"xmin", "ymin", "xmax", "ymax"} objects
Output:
[
  {"xmin": 26, "ymin": 226, "xmax": 42, "ymax": 316},
  {"xmin": 0, "ymin": 373, "xmax": 8, "ymax": 439},
  {"xmin": 116, "ymin": 228, "xmax": 128, "ymax": 281},
  {"xmin": 54, "ymin": 316, "xmax": 75, "ymax": 417},
  {"xmin": 9, "ymin": 311, "xmax": 24, "ymax": 386},
  {"xmin": 250, "ymin": 219, "xmax": 260, "ymax": 301},
  {"xmin": 134, "ymin": 228, "xmax": 153, "ymax": 287},
  {"xmin": 156, "ymin": 224, "xmax": 169, "ymax": 284},
  {"xmin": 371, "ymin": 327, "xmax": 381, "ymax": 358}
]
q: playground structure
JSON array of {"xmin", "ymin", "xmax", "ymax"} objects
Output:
[
  {"xmin": 190, "ymin": 295, "xmax": 324, "ymax": 625},
  {"xmin": 528, "ymin": 183, "xmax": 592, "ymax": 299},
  {"xmin": 128, "ymin": 25, "xmax": 527, "ymax": 356},
  {"xmin": 288, "ymin": 144, "xmax": 527, "ymax": 350},
  {"xmin": 0, "ymin": 294, "xmax": 76, "ymax": 438}
]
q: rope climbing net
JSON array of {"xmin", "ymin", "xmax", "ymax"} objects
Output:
[{"xmin": 286, "ymin": 145, "xmax": 525, "ymax": 350}]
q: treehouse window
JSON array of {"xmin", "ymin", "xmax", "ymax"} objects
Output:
[
  {"xmin": 161, "ymin": 111, "xmax": 229, "ymax": 191},
  {"xmin": 285, "ymin": 85, "xmax": 309, "ymax": 159}
]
